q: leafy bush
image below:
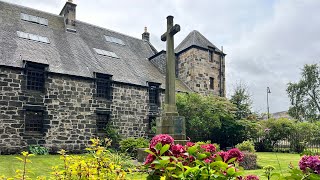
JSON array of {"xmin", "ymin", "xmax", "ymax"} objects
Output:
[
  {"xmin": 28, "ymin": 145, "xmax": 49, "ymax": 155},
  {"xmin": 176, "ymin": 93, "xmax": 237, "ymax": 142},
  {"xmin": 236, "ymin": 140, "xmax": 255, "ymax": 153},
  {"xmin": 239, "ymin": 152, "xmax": 258, "ymax": 170},
  {"xmin": 119, "ymin": 137, "xmax": 149, "ymax": 157},
  {"xmin": 2, "ymin": 138, "xmax": 132, "ymax": 179},
  {"xmin": 143, "ymin": 134, "xmax": 258, "ymax": 179},
  {"xmin": 104, "ymin": 123, "xmax": 122, "ymax": 148}
]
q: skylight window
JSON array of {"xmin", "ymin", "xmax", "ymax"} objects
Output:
[
  {"xmin": 17, "ymin": 31, "xmax": 50, "ymax": 44},
  {"xmin": 93, "ymin": 48, "xmax": 119, "ymax": 59},
  {"xmin": 104, "ymin": 35, "xmax": 125, "ymax": 45},
  {"xmin": 20, "ymin": 13, "xmax": 48, "ymax": 26}
]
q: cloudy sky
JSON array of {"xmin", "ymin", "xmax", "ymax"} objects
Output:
[{"xmin": 3, "ymin": 0, "xmax": 320, "ymax": 113}]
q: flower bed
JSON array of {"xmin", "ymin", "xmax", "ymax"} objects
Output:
[{"xmin": 143, "ymin": 134, "xmax": 257, "ymax": 179}]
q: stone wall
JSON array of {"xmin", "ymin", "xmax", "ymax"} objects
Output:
[
  {"xmin": 177, "ymin": 47, "xmax": 225, "ymax": 96},
  {"xmin": 0, "ymin": 65, "xmax": 161, "ymax": 154}
]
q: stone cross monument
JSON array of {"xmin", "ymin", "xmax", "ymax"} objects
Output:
[{"xmin": 156, "ymin": 16, "xmax": 186, "ymax": 144}]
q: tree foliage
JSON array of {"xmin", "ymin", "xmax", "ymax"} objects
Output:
[
  {"xmin": 176, "ymin": 93, "xmax": 236, "ymax": 142},
  {"xmin": 287, "ymin": 64, "xmax": 320, "ymax": 122},
  {"xmin": 230, "ymin": 83, "xmax": 253, "ymax": 120}
]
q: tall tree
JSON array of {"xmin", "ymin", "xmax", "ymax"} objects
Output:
[
  {"xmin": 287, "ymin": 64, "xmax": 320, "ymax": 122},
  {"xmin": 230, "ymin": 83, "xmax": 253, "ymax": 120}
]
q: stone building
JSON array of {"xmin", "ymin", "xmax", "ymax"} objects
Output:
[{"xmin": 0, "ymin": 0, "xmax": 226, "ymax": 153}]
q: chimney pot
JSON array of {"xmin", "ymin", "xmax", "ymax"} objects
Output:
[{"xmin": 142, "ymin": 27, "xmax": 150, "ymax": 41}]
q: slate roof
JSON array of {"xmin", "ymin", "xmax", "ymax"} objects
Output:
[
  {"xmin": 175, "ymin": 30, "xmax": 223, "ymax": 54},
  {"xmin": 0, "ymin": 1, "xmax": 190, "ymax": 91}
]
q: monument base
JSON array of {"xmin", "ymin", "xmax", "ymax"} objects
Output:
[{"xmin": 156, "ymin": 115, "xmax": 186, "ymax": 145}]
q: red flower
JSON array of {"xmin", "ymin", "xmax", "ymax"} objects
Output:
[
  {"xmin": 201, "ymin": 144, "xmax": 216, "ymax": 153},
  {"xmin": 227, "ymin": 148, "xmax": 244, "ymax": 162},
  {"xmin": 186, "ymin": 142, "xmax": 195, "ymax": 147},
  {"xmin": 149, "ymin": 134, "xmax": 174, "ymax": 149},
  {"xmin": 171, "ymin": 144, "xmax": 186, "ymax": 157},
  {"xmin": 218, "ymin": 151, "xmax": 229, "ymax": 162},
  {"xmin": 204, "ymin": 158, "xmax": 212, "ymax": 164},
  {"xmin": 144, "ymin": 154, "xmax": 156, "ymax": 165},
  {"xmin": 244, "ymin": 175, "xmax": 260, "ymax": 180}
]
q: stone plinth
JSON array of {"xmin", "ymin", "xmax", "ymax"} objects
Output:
[{"xmin": 156, "ymin": 115, "xmax": 187, "ymax": 145}]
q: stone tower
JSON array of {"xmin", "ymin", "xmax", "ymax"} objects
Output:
[{"xmin": 175, "ymin": 30, "xmax": 226, "ymax": 97}]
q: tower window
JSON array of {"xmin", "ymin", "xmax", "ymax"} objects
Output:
[
  {"xmin": 25, "ymin": 62, "xmax": 46, "ymax": 92},
  {"xmin": 210, "ymin": 77, "xmax": 214, "ymax": 89},
  {"xmin": 149, "ymin": 82, "xmax": 160, "ymax": 105},
  {"xmin": 209, "ymin": 50, "xmax": 213, "ymax": 62},
  {"xmin": 96, "ymin": 113, "xmax": 110, "ymax": 133},
  {"xmin": 25, "ymin": 110, "xmax": 44, "ymax": 133},
  {"xmin": 95, "ymin": 73, "xmax": 112, "ymax": 100}
]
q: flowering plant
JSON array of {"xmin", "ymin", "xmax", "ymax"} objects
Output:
[{"xmin": 144, "ymin": 134, "xmax": 258, "ymax": 180}]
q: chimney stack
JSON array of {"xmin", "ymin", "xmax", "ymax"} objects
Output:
[
  {"xmin": 142, "ymin": 27, "xmax": 150, "ymax": 41},
  {"xmin": 59, "ymin": 0, "xmax": 77, "ymax": 32}
]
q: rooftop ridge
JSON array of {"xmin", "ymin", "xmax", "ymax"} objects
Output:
[
  {"xmin": 0, "ymin": 0, "xmax": 63, "ymax": 18},
  {"xmin": 78, "ymin": 20, "xmax": 147, "ymax": 43}
]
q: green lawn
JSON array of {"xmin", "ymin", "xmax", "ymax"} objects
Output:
[
  {"xmin": 246, "ymin": 152, "xmax": 301, "ymax": 180},
  {"xmin": 0, "ymin": 152, "xmax": 301, "ymax": 179}
]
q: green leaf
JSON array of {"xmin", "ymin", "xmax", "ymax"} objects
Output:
[
  {"xmin": 226, "ymin": 167, "xmax": 235, "ymax": 176},
  {"xmin": 159, "ymin": 159, "xmax": 170, "ymax": 166},
  {"xmin": 15, "ymin": 157, "xmax": 23, "ymax": 161},
  {"xmin": 160, "ymin": 144, "xmax": 170, "ymax": 155},
  {"xmin": 214, "ymin": 155, "xmax": 223, "ymax": 161},
  {"xmin": 166, "ymin": 166, "xmax": 176, "ymax": 171},
  {"xmin": 144, "ymin": 149, "xmax": 156, "ymax": 156},
  {"xmin": 197, "ymin": 153, "xmax": 208, "ymax": 160},
  {"xmin": 155, "ymin": 143, "xmax": 162, "ymax": 151},
  {"xmin": 187, "ymin": 145, "xmax": 198, "ymax": 155},
  {"xmin": 160, "ymin": 156, "xmax": 170, "ymax": 161},
  {"xmin": 227, "ymin": 157, "xmax": 237, "ymax": 164}
]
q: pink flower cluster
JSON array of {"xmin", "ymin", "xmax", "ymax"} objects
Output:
[
  {"xmin": 299, "ymin": 155, "xmax": 320, "ymax": 174},
  {"xmin": 144, "ymin": 134, "xmax": 244, "ymax": 165},
  {"xmin": 244, "ymin": 175, "xmax": 260, "ymax": 180},
  {"xmin": 218, "ymin": 148, "xmax": 244, "ymax": 163},
  {"xmin": 149, "ymin": 134, "xmax": 174, "ymax": 149}
]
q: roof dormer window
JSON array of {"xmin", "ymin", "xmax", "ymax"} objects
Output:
[
  {"xmin": 20, "ymin": 13, "xmax": 48, "ymax": 26},
  {"xmin": 93, "ymin": 48, "xmax": 119, "ymax": 59},
  {"xmin": 104, "ymin": 35, "xmax": 125, "ymax": 45},
  {"xmin": 17, "ymin": 31, "xmax": 50, "ymax": 44}
]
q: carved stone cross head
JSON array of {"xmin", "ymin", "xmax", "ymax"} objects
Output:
[{"xmin": 161, "ymin": 16, "xmax": 180, "ymax": 42}]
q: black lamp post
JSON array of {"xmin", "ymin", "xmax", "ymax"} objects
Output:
[{"xmin": 267, "ymin": 87, "xmax": 271, "ymax": 119}]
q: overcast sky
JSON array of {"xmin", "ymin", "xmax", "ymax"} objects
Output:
[{"xmin": 3, "ymin": 0, "xmax": 320, "ymax": 114}]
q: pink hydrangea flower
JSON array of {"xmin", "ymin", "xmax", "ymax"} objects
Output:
[
  {"xmin": 227, "ymin": 148, "xmax": 244, "ymax": 162},
  {"xmin": 244, "ymin": 175, "xmax": 260, "ymax": 180},
  {"xmin": 201, "ymin": 144, "xmax": 216, "ymax": 153},
  {"xmin": 218, "ymin": 151, "xmax": 229, "ymax": 162},
  {"xmin": 171, "ymin": 144, "xmax": 185, "ymax": 157},
  {"xmin": 186, "ymin": 142, "xmax": 195, "ymax": 147},
  {"xmin": 144, "ymin": 154, "xmax": 156, "ymax": 165},
  {"xmin": 149, "ymin": 134, "xmax": 174, "ymax": 149},
  {"xmin": 299, "ymin": 155, "xmax": 320, "ymax": 174}
]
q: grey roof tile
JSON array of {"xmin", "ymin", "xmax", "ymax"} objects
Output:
[
  {"xmin": 175, "ymin": 30, "xmax": 222, "ymax": 54},
  {"xmin": 0, "ymin": 0, "xmax": 191, "ymax": 91}
]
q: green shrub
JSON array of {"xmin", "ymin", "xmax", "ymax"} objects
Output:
[
  {"xmin": 236, "ymin": 140, "xmax": 255, "ymax": 153},
  {"xmin": 119, "ymin": 137, "xmax": 149, "ymax": 157},
  {"xmin": 239, "ymin": 152, "xmax": 258, "ymax": 170},
  {"xmin": 104, "ymin": 123, "xmax": 122, "ymax": 148},
  {"xmin": 28, "ymin": 145, "xmax": 49, "ymax": 155}
]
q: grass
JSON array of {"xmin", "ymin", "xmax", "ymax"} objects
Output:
[
  {"xmin": 245, "ymin": 152, "xmax": 301, "ymax": 179},
  {"xmin": 0, "ymin": 152, "xmax": 301, "ymax": 179}
]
